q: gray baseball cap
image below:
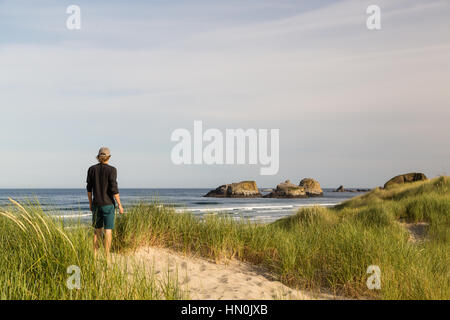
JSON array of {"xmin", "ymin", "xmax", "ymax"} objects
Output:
[{"xmin": 98, "ymin": 147, "xmax": 111, "ymax": 157}]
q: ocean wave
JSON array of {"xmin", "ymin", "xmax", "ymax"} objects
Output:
[
  {"xmin": 179, "ymin": 203, "xmax": 338, "ymax": 213},
  {"xmin": 53, "ymin": 213, "xmax": 91, "ymax": 219}
]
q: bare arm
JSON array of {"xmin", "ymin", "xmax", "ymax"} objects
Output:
[
  {"xmin": 114, "ymin": 194, "xmax": 124, "ymax": 214},
  {"xmin": 109, "ymin": 168, "xmax": 123, "ymax": 214}
]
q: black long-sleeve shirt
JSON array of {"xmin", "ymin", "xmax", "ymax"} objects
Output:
[{"xmin": 86, "ymin": 163, "xmax": 119, "ymax": 207}]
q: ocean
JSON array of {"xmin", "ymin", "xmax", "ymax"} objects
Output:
[{"xmin": 0, "ymin": 188, "xmax": 363, "ymax": 223}]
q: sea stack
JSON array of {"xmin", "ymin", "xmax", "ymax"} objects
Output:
[
  {"xmin": 204, "ymin": 181, "xmax": 262, "ymax": 198},
  {"xmin": 299, "ymin": 178, "xmax": 323, "ymax": 197},
  {"xmin": 263, "ymin": 180, "xmax": 307, "ymax": 198}
]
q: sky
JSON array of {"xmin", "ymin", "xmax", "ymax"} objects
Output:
[{"xmin": 0, "ymin": 0, "xmax": 449, "ymax": 188}]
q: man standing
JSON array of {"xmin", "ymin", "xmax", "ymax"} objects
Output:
[{"xmin": 86, "ymin": 147, "xmax": 124, "ymax": 258}]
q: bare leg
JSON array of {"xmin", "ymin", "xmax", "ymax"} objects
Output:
[
  {"xmin": 93, "ymin": 228, "xmax": 103, "ymax": 258},
  {"xmin": 104, "ymin": 229, "xmax": 112, "ymax": 259}
]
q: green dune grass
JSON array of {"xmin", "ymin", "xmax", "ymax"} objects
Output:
[
  {"xmin": 114, "ymin": 176, "xmax": 449, "ymax": 299},
  {"xmin": 1, "ymin": 176, "xmax": 448, "ymax": 299},
  {"xmin": 0, "ymin": 200, "xmax": 185, "ymax": 300}
]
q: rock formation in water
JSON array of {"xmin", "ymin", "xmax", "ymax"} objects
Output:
[
  {"xmin": 263, "ymin": 180, "xmax": 307, "ymax": 198},
  {"xmin": 299, "ymin": 178, "xmax": 323, "ymax": 197},
  {"xmin": 204, "ymin": 181, "xmax": 262, "ymax": 198}
]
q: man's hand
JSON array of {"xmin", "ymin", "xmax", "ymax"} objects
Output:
[{"xmin": 114, "ymin": 193, "xmax": 123, "ymax": 214}]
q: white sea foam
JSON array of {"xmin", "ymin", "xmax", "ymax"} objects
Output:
[
  {"xmin": 178, "ymin": 203, "xmax": 338, "ymax": 214},
  {"xmin": 54, "ymin": 213, "xmax": 91, "ymax": 219}
]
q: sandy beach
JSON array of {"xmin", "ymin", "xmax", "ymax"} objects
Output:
[{"xmin": 122, "ymin": 246, "xmax": 341, "ymax": 300}]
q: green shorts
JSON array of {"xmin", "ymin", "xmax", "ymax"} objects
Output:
[{"xmin": 92, "ymin": 205, "xmax": 116, "ymax": 230}]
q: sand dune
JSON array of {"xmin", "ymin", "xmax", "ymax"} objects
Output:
[{"xmin": 122, "ymin": 246, "xmax": 342, "ymax": 300}]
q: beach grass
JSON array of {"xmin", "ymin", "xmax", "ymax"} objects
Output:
[
  {"xmin": 1, "ymin": 176, "xmax": 448, "ymax": 299},
  {"xmin": 113, "ymin": 176, "xmax": 449, "ymax": 299},
  {"xmin": 0, "ymin": 199, "xmax": 186, "ymax": 300}
]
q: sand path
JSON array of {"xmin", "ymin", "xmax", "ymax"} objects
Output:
[{"xmin": 121, "ymin": 246, "xmax": 341, "ymax": 300}]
